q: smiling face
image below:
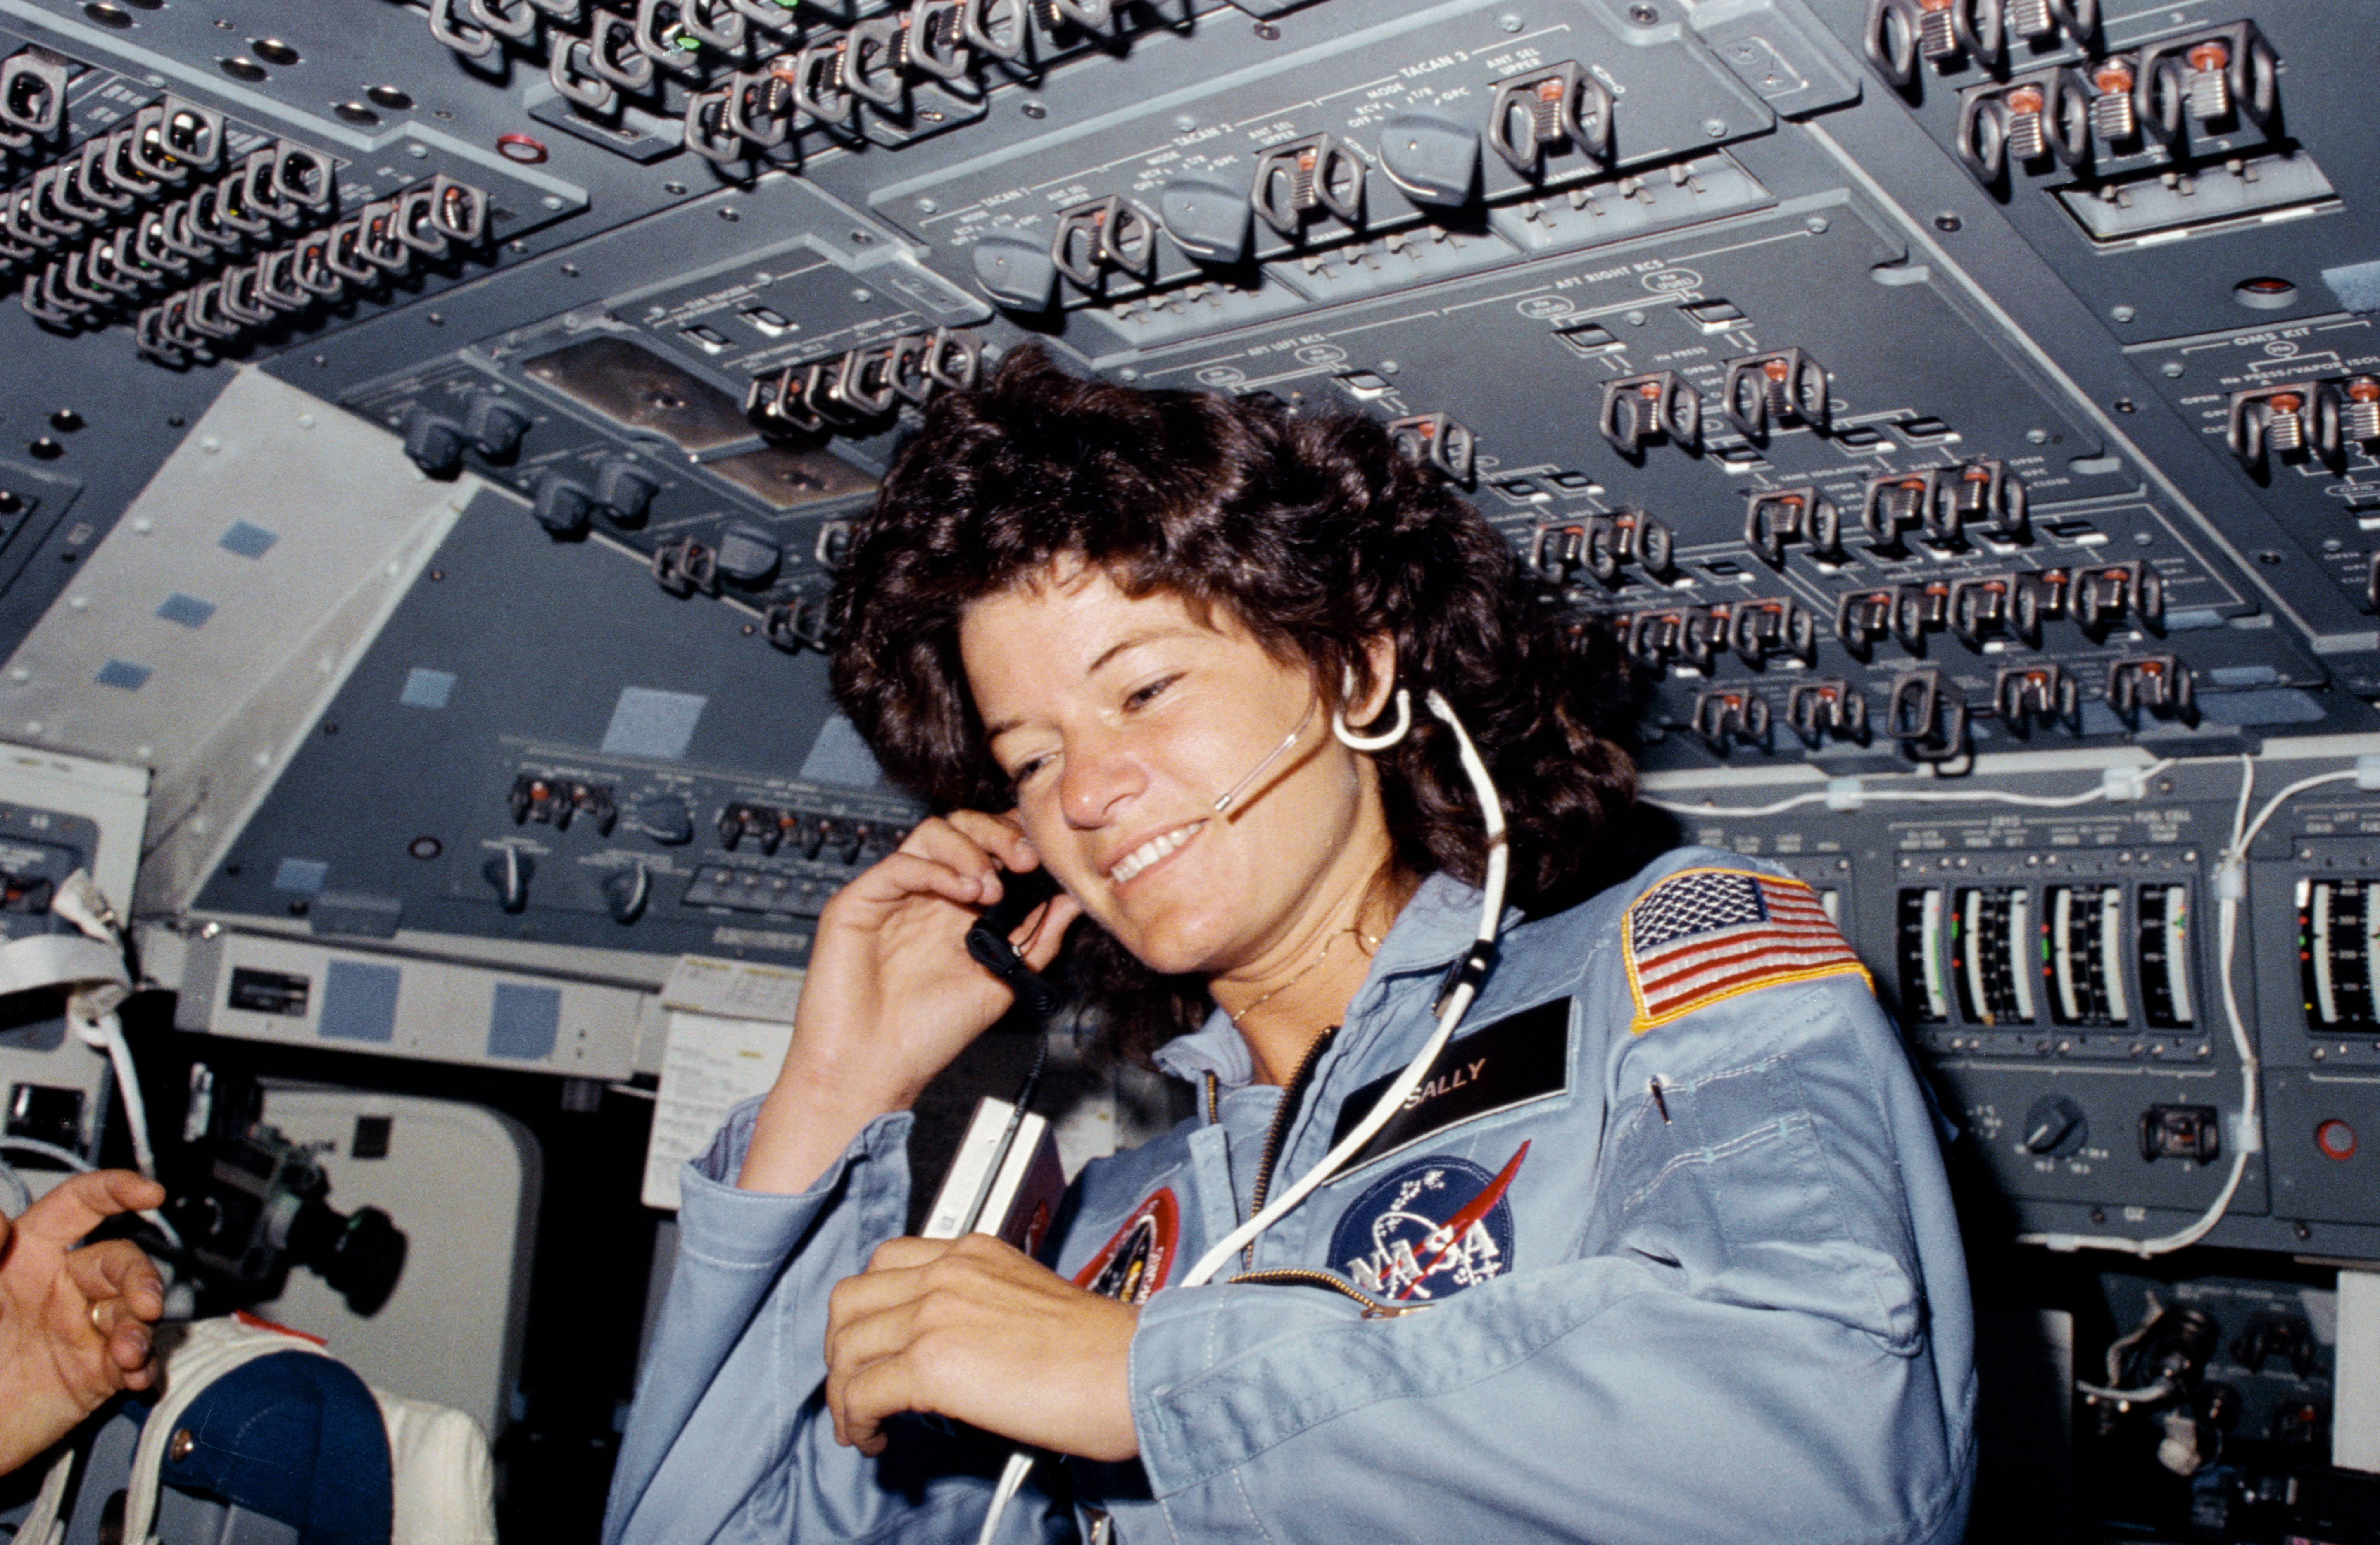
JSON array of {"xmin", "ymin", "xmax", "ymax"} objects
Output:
[{"xmin": 961, "ymin": 562, "xmax": 1398, "ymax": 992}]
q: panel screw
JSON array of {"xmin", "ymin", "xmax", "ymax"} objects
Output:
[
  {"xmin": 2160, "ymin": 361, "xmax": 2184, "ymax": 377},
  {"xmin": 170, "ymin": 1429, "xmax": 196, "ymax": 1462},
  {"xmin": 1629, "ymin": 3, "xmax": 1657, "ymax": 21},
  {"xmin": 1934, "ymin": 213, "xmax": 1962, "ymax": 232},
  {"xmin": 1020, "ymin": 99, "xmax": 1048, "ymax": 118},
  {"xmin": 1499, "ymin": 13, "xmax": 1523, "ymax": 31},
  {"xmin": 2111, "ymin": 304, "xmax": 2137, "ymax": 322},
  {"xmin": 1253, "ymin": 21, "xmax": 1280, "ymax": 38},
  {"xmin": 1703, "ymin": 118, "xmax": 1727, "ymax": 137}
]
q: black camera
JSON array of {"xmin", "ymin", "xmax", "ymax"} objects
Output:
[{"xmin": 162, "ymin": 1066, "xmax": 407, "ymax": 1317}]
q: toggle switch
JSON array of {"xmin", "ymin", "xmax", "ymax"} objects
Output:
[
  {"xmin": 594, "ymin": 461, "xmax": 659, "ymax": 526},
  {"xmin": 484, "ymin": 846, "xmax": 533, "ymax": 913},
  {"xmin": 531, "ymin": 472, "xmax": 593, "ymax": 538},
  {"xmin": 464, "ymin": 393, "xmax": 531, "ymax": 459},
  {"xmin": 603, "ymin": 863, "xmax": 651, "ymax": 924},
  {"xmin": 402, "ymin": 406, "xmax": 467, "ymax": 479}
]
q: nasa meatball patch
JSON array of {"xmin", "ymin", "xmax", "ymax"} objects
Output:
[
  {"xmin": 1328, "ymin": 1145, "xmax": 1527, "ymax": 1304},
  {"xmin": 1072, "ymin": 1187, "xmax": 1178, "ymax": 1305}
]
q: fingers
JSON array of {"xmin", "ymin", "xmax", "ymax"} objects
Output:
[
  {"xmin": 16, "ymin": 1169, "xmax": 165, "ymax": 1248},
  {"xmin": 849, "ymin": 851, "xmax": 1004, "ymax": 913},
  {"xmin": 851, "ymin": 814, "xmax": 1027, "ymax": 913},
  {"xmin": 825, "ymin": 1237, "xmax": 1007, "ymax": 1451},
  {"xmin": 61, "ymin": 1238, "xmax": 163, "ymax": 1392},
  {"xmin": 942, "ymin": 810, "xmax": 1036, "ymax": 877},
  {"xmin": 64, "ymin": 1237, "xmax": 165, "ymax": 1324},
  {"xmin": 1016, "ymin": 890, "xmax": 1084, "ymax": 972},
  {"xmin": 823, "ymin": 1268, "xmax": 927, "ymax": 1453},
  {"xmin": 822, "ymin": 1236, "xmax": 1142, "ymax": 1462},
  {"xmin": 865, "ymin": 1234, "xmax": 961, "ymax": 1273},
  {"xmin": 833, "ymin": 1340, "xmax": 937, "ymax": 1457}
]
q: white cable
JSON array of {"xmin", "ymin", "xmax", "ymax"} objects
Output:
[
  {"xmin": 976, "ymin": 1452, "xmax": 1036, "ymax": 1545},
  {"xmin": 71, "ymin": 1006, "xmax": 156, "ymax": 1180},
  {"xmin": 2235, "ymin": 770, "xmax": 2358, "ymax": 858},
  {"xmin": 975, "ymin": 690, "xmax": 1512, "ymax": 1544},
  {"xmin": 2227, "ymin": 752, "xmax": 2255, "ymax": 863},
  {"xmin": 0, "ymin": 1133, "xmax": 185, "ymax": 1257},
  {"xmin": 40, "ymin": 870, "xmax": 183, "ymax": 1250},
  {"xmin": 1645, "ymin": 759, "xmax": 2176, "ymax": 818},
  {"xmin": 1181, "ymin": 689, "xmax": 1508, "ymax": 1291},
  {"xmin": 1643, "ymin": 789, "xmax": 1831, "ymax": 818},
  {"xmin": 0, "ymin": 1135, "xmax": 96, "ymax": 1173},
  {"xmin": 2076, "ymin": 1377, "xmax": 2179, "ymax": 1407},
  {"xmin": 2020, "ymin": 756, "xmax": 2289, "ymax": 1258}
]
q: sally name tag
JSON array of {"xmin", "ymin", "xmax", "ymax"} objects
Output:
[{"xmin": 1329, "ymin": 998, "xmax": 1569, "ymax": 1168}]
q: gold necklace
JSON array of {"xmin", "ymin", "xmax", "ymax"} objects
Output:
[
  {"xmin": 1222, "ymin": 919, "xmax": 1384, "ymax": 1032},
  {"xmin": 1224, "ymin": 927, "xmax": 1348, "ymax": 1032}
]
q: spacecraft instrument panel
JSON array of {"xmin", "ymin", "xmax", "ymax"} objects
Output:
[{"xmin": 0, "ymin": 0, "xmax": 2375, "ymax": 1533}]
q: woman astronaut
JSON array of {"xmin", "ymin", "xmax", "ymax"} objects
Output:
[{"xmin": 604, "ymin": 347, "xmax": 1976, "ymax": 1544}]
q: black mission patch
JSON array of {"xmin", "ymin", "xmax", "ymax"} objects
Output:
[{"xmin": 1329, "ymin": 998, "xmax": 1570, "ymax": 1168}]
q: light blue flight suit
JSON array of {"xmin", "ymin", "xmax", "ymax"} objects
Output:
[{"xmin": 605, "ymin": 849, "xmax": 1976, "ymax": 1544}]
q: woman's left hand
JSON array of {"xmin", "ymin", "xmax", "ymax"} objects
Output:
[{"xmin": 823, "ymin": 1234, "xmax": 1139, "ymax": 1463}]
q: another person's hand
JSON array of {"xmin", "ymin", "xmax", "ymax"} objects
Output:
[
  {"xmin": 824, "ymin": 1233, "xmax": 1139, "ymax": 1463},
  {"xmin": 741, "ymin": 811, "xmax": 1081, "ymax": 1194},
  {"xmin": 0, "ymin": 1169, "xmax": 167, "ymax": 1475}
]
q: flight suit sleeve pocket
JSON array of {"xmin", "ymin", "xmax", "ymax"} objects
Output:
[{"xmin": 1591, "ymin": 985, "xmax": 1925, "ymax": 1354}]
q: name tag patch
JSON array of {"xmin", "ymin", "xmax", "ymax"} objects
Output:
[
  {"xmin": 1328, "ymin": 998, "xmax": 1569, "ymax": 1169},
  {"xmin": 1072, "ymin": 1187, "xmax": 1177, "ymax": 1305},
  {"xmin": 1329, "ymin": 1143, "xmax": 1528, "ymax": 1303}
]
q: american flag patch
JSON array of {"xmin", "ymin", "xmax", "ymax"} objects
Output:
[{"xmin": 1623, "ymin": 868, "xmax": 1867, "ymax": 1032}]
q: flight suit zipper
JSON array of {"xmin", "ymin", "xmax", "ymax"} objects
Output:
[
  {"xmin": 1241, "ymin": 1022, "xmax": 1339, "ymax": 1268},
  {"xmin": 1227, "ymin": 1268, "xmax": 1431, "ymax": 1319}
]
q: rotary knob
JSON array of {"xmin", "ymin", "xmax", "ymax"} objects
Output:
[{"xmin": 2021, "ymin": 1094, "xmax": 2087, "ymax": 1158}]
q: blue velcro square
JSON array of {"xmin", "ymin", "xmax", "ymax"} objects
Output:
[
  {"xmin": 399, "ymin": 668, "xmax": 456, "ymax": 709},
  {"xmin": 798, "ymin": 714, "xmax": 886, "ymax": 789},
  {"xmin": 95, "ymin": 659, "xmax": 151, "ymax": 692},
  {"xmin": 273, "ymin": 858, "xmax": 329, "ymax": 894},
  {"xmin": 2323, "ymin": 258, "xmax": 2380, "ymax": 314},
  {"xmin": 219, "ymin": 521, "xmax": 279, "ymax": 559},
  {"xmin": 487, "ymin": 982, "xmax": 561, "ymax": 1060},
  {"xmin": 157, "ymin": 593, "xmax": 217, "ymax": 628},
  {"xmin": 319, "ymin": 960, "xmax": 400, "ymax": 1043},
  {"xmin": 600, "ymin": 687, "xmax": 707, "ymax": 760}
]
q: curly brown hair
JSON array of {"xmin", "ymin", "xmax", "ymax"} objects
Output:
[{"xmin": 829, "ymin": 344, "xmax": 1637, "ymax": 1060}]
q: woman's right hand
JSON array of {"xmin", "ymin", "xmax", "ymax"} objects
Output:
[{"xmin": 738, "ymin": 810, "xmax": 1081, "ymax": 1195}]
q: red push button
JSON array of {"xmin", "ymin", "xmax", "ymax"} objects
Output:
[{"xmin": 2316, "ymin": 1119, "xmax": 2358, "ymax": 1162}]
